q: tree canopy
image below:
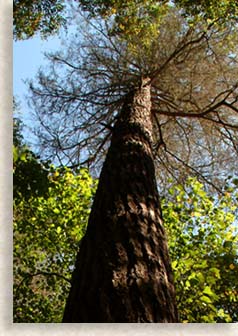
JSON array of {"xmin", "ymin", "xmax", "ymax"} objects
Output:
[
  {"xmin": 78, "ymin": 0, "xmax": 238, "ymax": 36},
  {"xmin": 13, "ymin": 0, "xmax": 66, "ymax": 40},
  {"xmin": 14, "ymin": 153, "xmax": 96, "ymax": 321},
  {"xmin": 163, "ymin": 177, "xmax": 238, "ymax": 322},
  {"xmin": 79, "ymin": 0, "xmax": 238, "ymax": 22},
  {"xmin": 29, "ymin": 5, "xmax": 238, "ymax": 191},
  {"xmin": 13, "ymin": 114, "xmax": 97, "ymax": 322}
]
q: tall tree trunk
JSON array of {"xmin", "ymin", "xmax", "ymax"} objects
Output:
[{"xmin": 63, "ymin": 78, "xmax": 178, "ymax": 322}]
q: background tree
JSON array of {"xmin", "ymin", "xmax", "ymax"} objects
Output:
[
  {"xmin": 13, "ymin": 99, "xmax": 50, "ymax": 199},
  {"xmin": 14, "ymin": 171, "xmax": 238, "ymax": 322},
  {"xmin": 79, "ymin": 0, "xmax": 238, "ymax": 18},
  {"xmin": 163, "ymin": 177, "xmax": 238, "ymax": 322},
  {"xmin": 13, "ymin": 0, "xmax": 66, "ymax": 40},
  {"xmin": 79, "ymin": 0, "xmax": 238, "ymax": 37},
  {"xmin": 13, "ymin": 111, "xmax": 96, "ymax": 322},
  {"xmin": 14, "ymin": 152, "xmax": 96, "ymax": 322},
  {"xmin": 26, "ymin": 1, "xmax": 238, "ymax": 322},
  {"xmin": 13, "ymin": 120, "xmax": 50, "ymax": 201}
]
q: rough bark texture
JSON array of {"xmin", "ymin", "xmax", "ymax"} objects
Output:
[{"xmin": 63, "ymin": 78, "xmax": 178, "ymax": 322}]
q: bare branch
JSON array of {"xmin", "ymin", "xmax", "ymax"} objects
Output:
[{"xmin": 28, "ymin": 9, "xmax": 238, "ymax": 189}]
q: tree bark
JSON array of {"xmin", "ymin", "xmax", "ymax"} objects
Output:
[{"xmin": 63, "ymin": 78, "xmax": 178, "ymax": 322}]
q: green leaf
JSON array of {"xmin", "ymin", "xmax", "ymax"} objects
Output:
[
  {"xmin": 203, "ymin": 286, "xmax": 218, "ymax": 300},
  {"xmin": 171, "ymin": 260, "xmax": 178, "ymax": 269},
  {"xmin": 13, "ymin": 146, "xmax": 18, "ymax": 163},
  {"xmin": 201, "ymin": 295, "xmax": 212, "ymax": 304},
  {"xmin": 210, "ymin": 267, "xmax": 220, "ymax": 279},
  {"xmin": 56, "ymin": 226, "xmax": 62, "ymax": 234},
  {"xmin": 223, "ymin": 240, "xmax": 233, "ymax": 248},
  {"xmin": 14, "ymin": 162, "xmax": 96, "ymax": 322}
]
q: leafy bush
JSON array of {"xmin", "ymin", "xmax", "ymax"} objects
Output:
[
  {"xmin": 162, "ymin": 177, "xmax": 238, "ymax": 322},
  {"xmin": 13, "ymin": 162, "xmax": 96, "ymax": 322}
]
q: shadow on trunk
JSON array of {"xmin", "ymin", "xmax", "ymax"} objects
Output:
[{"xmin": 63, "ymin": 79, "xmax": 178, "ymax": 322}]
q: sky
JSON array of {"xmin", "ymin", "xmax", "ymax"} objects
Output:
[
  {"xmin": 13, "ymin": 30, "xmax": 68, "ymax": 149},
  {"xmin": 13, "ymin": 0, "xmax": 78, "ymax": 131},
  {"xmin": 13, "ymin": 0, "xmax": 79, "ymax": 148},
  {"xmin": 14, "ymin": 37, "xmax": 59, "ymax": 97}
]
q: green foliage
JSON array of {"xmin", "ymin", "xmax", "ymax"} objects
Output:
[
  {"xmin": 162, "ymin": 177, "xmax": 238, "ymax": 322},
  {"xmin": 14, "ymin": 162, "xmax": 237, "ymax": 322},
  {"xmin": 13, "ymin": 144, "xmax": 50, "ymax": 201},
  {"xmin": 80, "ymin": 0, "xmax": 170, "ymax": 39},
  {"xmin": 13, "ymin": 116, "xmax": 50, "ymax": 201},
  {"xmin": 13, "ymin": 118, "xmax": 237, "ymax": 323},
  {"xmin": 77, "ymin": 0, "xmax": 238, "ymax": 80},
  {"xmin": 175, "ymin": 0, "xmax": 238, "ymax": 22},
  {"xmin": 80, "ymin": 0, "xmax": 238, "ymax": 21},
  {"xmin": 13, "ymin": 117, "xmax": 24, "ymax": 148},
  {"xmin": 79, "ymin": 0, "xmax": 238, "ymax": 36},
  {"xmin": 13, "ymin": 162, "xmax": 97, "ymax": 322},
  {"xmin": 13, "ymin": 0, "xmax": 66, "ymax": 40}
]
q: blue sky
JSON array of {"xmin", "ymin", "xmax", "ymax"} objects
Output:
[
  {"xmin": 14, "ymin": 34, "xmax": 63, "ymax": 144},
  {"xmin": 13, "ymin": 1, "xmax": 77, "ymax": 106},
  {"xmin": 13, "ymin": 6, "xmax": 79, "ymax": 146},
  {"xmin": 14, "ymin": 39, "xmax": 50, "ymax": 96},
  {"xmin": 14, "ymin": 35, "xmax": 61, "ymax": 105}
]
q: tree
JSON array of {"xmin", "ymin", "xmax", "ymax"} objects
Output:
[
  {"xmin": 163, "ymin": 177, "xmax": 238, "ymax": 322},
  {"xmin": 175, "ymin": 0, "xmax": 238, "ymax": 21},
  {"xmin": 13, "ymin": 0, "xmax": 66, "ymax": 40},
  {"xmin": 28, "ymin": 4, "xmax": 238, "ymax": 322},
  {"xmin": 80, "ymin": 0, "xmax": 238, "ymax": 20},
  {"xmin": 13, "ymin": 114, "xmax": 96, "ymax": 322},
  {"xmin": 13, "ymin": 137, "xmax": 50, "ymax": 202},
  {"xmin": 14, "ymin": 161, "xmax": 238, "ymax": 321},
  {"xmin": 14, "ymin": 161, "xmax": 96, "ymax": 322},
  {"xmin": 62, "ymin": 79, "xmax": 178, "ymax": 322},
  {"xmin": 13, "ymin": 111, "xmax": 50, "ymax": 200},
  {"xmin": 78, "ymin": 0, "xmax": 238, "ymax": 38},
  {"xmin": 29, "ymin": 8, "xmax": 238, "ymax": 190},
  {"xmin": 13, "ymin": 111, "xmax": 238, "ymax": 322}
]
